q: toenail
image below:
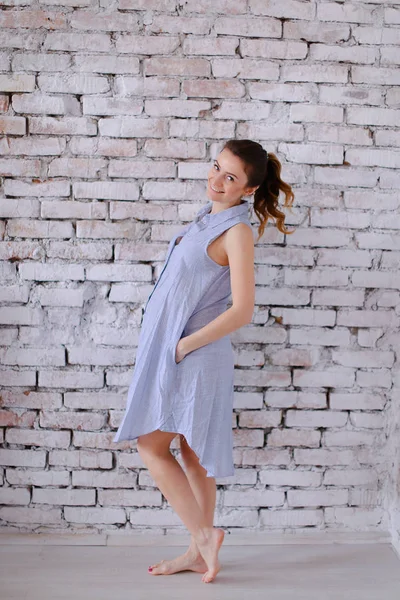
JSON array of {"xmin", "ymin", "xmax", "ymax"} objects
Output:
[{"xmin": 148, "ymin": 567, "xmax": 153, "ymax": 572}]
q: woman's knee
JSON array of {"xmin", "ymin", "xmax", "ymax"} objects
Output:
[
  {"xmin": 137, "ymin": 430, "xmax": 174, "ymax": 457},
  {"xmin": 179, "ymin": 435, "xmax": 200, "ymax": 467}
]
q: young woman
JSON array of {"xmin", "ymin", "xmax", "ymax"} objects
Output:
[{"xmin": 113, "ymin": 139, "xmax": 294, "ymax": 583}]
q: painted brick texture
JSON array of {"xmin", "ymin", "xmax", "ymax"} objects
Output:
[{"xmin": 0, "ymin": 0, "xmax": 399, "ymax": 540}]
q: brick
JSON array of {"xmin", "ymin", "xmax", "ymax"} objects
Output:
[
  {"xmin": 314, "ymin": 167, "xmax": 378, "ymax": 187},
  {"xmin": 1, "ymin": 347, "xmax": 65, "ymax": 367},
  {"xmin": 347, "ymin": 107, "xmax": 400, "ymax": 126},
  {"xmin": 98, "ymin": 117, "xmax": 167, "ymax": 138},
  {"xmin": 310, "ymin": 209, "xmax": 370, "ymax": 228},
  {"xmin": 269, "ymin": 348, "xmax": 318, "ymax": 368},
  {"xmin": 19, "ymin": 263, "xmax": 84, "ymax": 281},
  {"xmin": 182, "ymin": 79, "xmax": 245, "ymax": 98},
  {"xmin": 332, "ymin": 350, "xmax": 394, "ymax": 368},
  {"xmin": 337, "ymin": 310, "xmax": 393, "ymax": 327},
  {"xmin": 0, "ymin": 10, "xmax": 67, "ymax": 30},
  {"xmin": 41, "ymin": 201, "xmax": 106, "ymax": 220},
  {"xmin": 46, "ymin": 242, "xmax": 112, "ymax": 261},
  {"xmin": 356, "ymin": 369, "xmax": 391, "ymax": 388},
  {"xmin": 317, "ymin": 249, "xmax": 372, "ymax": 268},
  {"xmin": 279, "ymin": 143, "xmax": 343, "ymax": 164},
  {"xmin": 281, "ymin": 65, "xmax": 348, "ymax": 83},
  {"xmin": 250, "ymin": 0, "xmax": 315, "ymax": 20},
  {"xmin": 64, "ymin": 506, "xmax": 125, "ymax": 524},
  {"xmin": 286, "ymin": 410, "xmax": 348, "ymax": 428},
  {"xmin": 182, "ymin": 37, "xmax": 238, "ymax": 56},
  {"xmin": 109, "ymin": 160, "xmax": 175, "ymax": 179},
  {"xmin": 238, "ymin": 410, "xmax": 281, "ymax": 428},
  {"xmin": 325, "ymin": 507, "xmax": 383, "ymax": 527},
  {"xmin": 384, "ymin": 7, "xmax": 400, "ymax": 24},
  {"xmin": 318, "ymin": 86, "xmax": 383, "ymax": 107},
  {"xmin": 0, "ymin": 307, "xmax": 42, "ymax": 325},
  {"xmin": 45, "ymin": 32, "xmax": 111, "ymax": 53},
  {"xmin": 6, "ymin": 428, "xmax": 70, "ymax": 448},
  {"xmin": 291, "ymin": 104, "xmax": 343, "ymax": 123},
  {"xmin": 215, "ymin": 16, "xmax": 281, "ymax": 38},
  {"xmin": 116, "ymin": 35, "xmax": 179, "ymax": 55},
  {"xmin": 0, "ymin": 116, "xmax": 26, "ymax": 135},
  {"xmin": 352, "ymin": 270, "xmax": 400, "ymax": 289},
  {"xmin": 344, "ymin": 191, "xmax": 399, "ymax": 210},
  {"xmin": 259, "ymin": 509, "xmax": 323, "ymax": 528},
  {"xmin": 67, "ymin": 346, "xmax": 135, "ymax": 366},
  {"xmin": 213, "ymin": 101, "xmax": 271, "ymax": 120},
  {"xmin": 76, "ymin": 221, "xmax": 142, "ymax": 239},
  {"xmin": 114, "ymin": 76, "xmax": 179, "ymax": 98},
  {"xmin": 294, "ymin": 449, "xmax": 356, "ymax": 466},
  {"xmin": 29, "ymin": 117, "xmax": 97, "ymax": 136},
  {"xmin": 289, "ymin": 327, "xmax": 350, "ymax": 347},
  {"xmin": 330, "ymin": 393, "xmax": 385, "ymax": 411},
  {"xmin": 284, "ymin": 269, "xmax": 348, "ymax": 287},
  {"xmin": 0, "ymin": 198, "xmax": 39, "ymax": 218},
  {"xmin": 353, "ymin": 26, "xmax": 400, "ymax": 45},
  {"xmin": 293, "ymin": 369, "xmax": 355, "ymax": 388},
  {"xmin": 267, "ymin": 428, "xmax": 321, "ymax": 447},
  {"xmin": 180, "ymin": 0, "xmax": 247, "ymax": 13},
  {"xmin": 145, "ymin": 94, "xmax": 210, "ymax": 116},
  {"xmin": 324, "ymin": 469, "xmax": 378, "ymax": 486},
  {"xmin": 38, "ymin": 370, "xmax": 104, "ymax": 389},
  {"xmin": 145, "ymin": 57, "xmax": 210, "ymax": 78},
  {"xmin": 86, "ymin": 264, "xmax": 149, "ymax": 282},
  {"xmin": 248, "ymin": 82, "xmax": 314, "ymax": 102},
  {"xmin": 352, "ymin": 66, "xmax": 400, "ymax": 85},
  {"xmin": 7, "ymin": 219, "xmax": 73, "ymax": 239},
  {"xmin": 238, "ymin": 122, "xmax": 304, "ymax": 141},
  {"xmin": 310, "ymin": 44, "xmax": 376, "ymax": 64},
  {"xmin": 212, "ymin": 59, "xmax": 279, "ymax": 82},
  {"xmin": 317, "ymin": 2, "xmax": 377, "ymax": 24},
  {"xmin": 144, "ymin": 139, "xmax": 206, "ymax": 158},
  {"xmin": 259, "ymin": 469, "xmax": 322, "ymax": 487},
  {"xmin": 149, "ymin": 14, "xmax": 212, "ymax": 35},
  {"xmin": 32, "ymin": 488, "xmax": 95, "ymax": 506},
  {"xmin": 49, "ymin": 157, "xmax": 107, "ymax": 178},
  {"xmin": 0, "ymin": 74, "xmax": 35, "ymax": 92},
  {"xmin": 284, "ymin": 21, "xmax": 350, "ymax": 44},
  {"xmin": 224, "ymin": 490, "xmax": 284, "ymax": 507},
  {"xmin": 324, "ymin": 430, "xmax": 379, "ymax": 447},
  {"xmin": 287, "ymin": 489, "xmax": 348, "ymax": 507}
]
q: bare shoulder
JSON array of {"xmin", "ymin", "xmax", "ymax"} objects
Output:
[{"xmin": 224, "ymin": 222, "xmax": 254, "ymax": 249}]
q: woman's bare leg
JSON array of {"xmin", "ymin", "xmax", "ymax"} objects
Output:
[
  {"xmin": 137, "ymin": 430, "xmax": 224, "ymax": 583},
  {"xmin": 149, "ymin": 434, "xmax": 216, "ymax": 575}
]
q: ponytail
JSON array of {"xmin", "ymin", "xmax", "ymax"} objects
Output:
[{"xmin": 253, "ymin": 152, "xmax": 295, "ymax": 241}]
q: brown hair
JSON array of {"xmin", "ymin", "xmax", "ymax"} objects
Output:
[{"xmin": 222, "ymin": 139, "xmax": 295, "ymax": 241}]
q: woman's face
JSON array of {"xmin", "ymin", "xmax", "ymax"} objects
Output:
[{"xmin": 207, "ymin": 148, "xmax": 258, "ymax": 204}]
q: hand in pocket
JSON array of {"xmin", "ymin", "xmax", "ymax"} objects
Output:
[{"xmin": 174, "ymin": 338, "xmax": 187, "ymax": 364}]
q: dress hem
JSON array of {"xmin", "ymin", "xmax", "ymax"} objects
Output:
[{"xmin": 113, "ymin": 420, "xmax": 235, "ymax": 479}]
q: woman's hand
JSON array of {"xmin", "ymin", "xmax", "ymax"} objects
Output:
[{"xmin": 175, "ymin": 338, "xmax": 188, "ymax": 364}]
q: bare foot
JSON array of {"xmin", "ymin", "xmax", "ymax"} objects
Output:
[
  {"xmin": 148, "ymin": 549, "xmax": 207, "ymax": 576},
  {"xmin": 195, "ymin": 527, "xmax": 225, "ymax": 583}
]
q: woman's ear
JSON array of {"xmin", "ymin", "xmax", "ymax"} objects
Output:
[{"xmin": 244, "ymin": 185, "xmax": 259, "ymax": 197}]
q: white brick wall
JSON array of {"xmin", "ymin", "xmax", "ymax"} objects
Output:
[{"xmin": 0, "ymin": 0, "xmax": 399, "ymax": 538}]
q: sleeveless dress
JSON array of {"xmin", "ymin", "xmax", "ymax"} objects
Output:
[{"xmin": 113, "ymin": 199, "xmax": 253, "ymax": 478}]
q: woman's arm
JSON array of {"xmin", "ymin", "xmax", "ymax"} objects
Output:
[{"xmin": 179, "ymin": 222, "xmax": 255, "ymax": 357}]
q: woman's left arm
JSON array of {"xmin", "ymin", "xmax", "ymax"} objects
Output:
[{"xmin": 179, "ymin": 223, "xmax": 255, "ymax": 357}]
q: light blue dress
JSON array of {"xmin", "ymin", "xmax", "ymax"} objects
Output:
[{"xmin": 113, "ymin": 199, "xmax": 253, "ymax": 477}]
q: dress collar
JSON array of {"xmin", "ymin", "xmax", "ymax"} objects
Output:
[{"xmin": 195, "ymin": 200, "xmax": 249, "ymax": 228}]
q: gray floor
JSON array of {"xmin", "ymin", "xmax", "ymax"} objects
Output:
[{"xmin": 1, "ymin": 533, "xmax": 400, "ymax": 600}]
